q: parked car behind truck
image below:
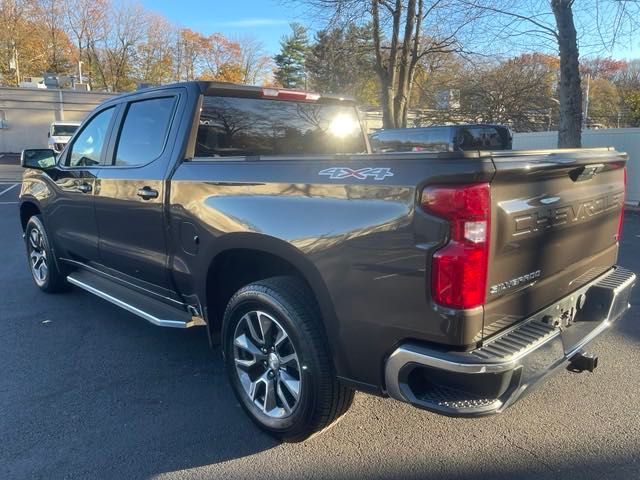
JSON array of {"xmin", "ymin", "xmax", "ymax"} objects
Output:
[
  {"xmin": 47, "ymin": 121, "xmax": 80, "ymax": 153},
  {"xmin": 19, "ymin": 81, "xmax": 635, "ymax": 441}
]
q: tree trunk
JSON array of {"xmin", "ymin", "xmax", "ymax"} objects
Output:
[
  {"xmin": 552, "ymin": 0, "xmax": 582, "ymax": 148},
  {"xmin": 400, "ymin": 63, "xmax": 419, "ymax": 126},
  {"xmin": 371, "ymin": 0, "xmax": 404, "ymax": 128},
  {"xmin": 400, "ymin": 0, "xmax": 423, "ymax": 127},
  {"xmin": 395, "ymin": 0, "xmax": 417, "ymax": 128},
  {"xmin": 372, "ymin": 0, "xmax": 397, "ymax": 128},
  {"xmin": 381, "ymin": 84, "xmax": 396, "ymax": 127}
]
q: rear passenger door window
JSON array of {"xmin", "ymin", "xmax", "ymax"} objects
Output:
[{"xmin": 112, "ymin": 96, "xmax": 176, "ymax": 167}]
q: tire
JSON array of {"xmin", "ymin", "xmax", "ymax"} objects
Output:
[
  {"xmin": 222, "ymin": 276, "xmax": 354, "ymax": 442},
  {"xmin": 25, "ymin": 215, "xmax": 67, "ymax": 293}
]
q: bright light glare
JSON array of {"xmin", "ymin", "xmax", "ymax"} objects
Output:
[
  {"xmin": 464, "ymin": 221, "xmax": 487, "ymax": 243},
  {"xmin": 328, "ymin": 115, "xmax": 359, "ymax": 138}
]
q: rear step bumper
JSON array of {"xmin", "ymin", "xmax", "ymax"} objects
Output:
[{"xmin": 384, "ymin": 266, "xmax": 636, "ymax": 416}]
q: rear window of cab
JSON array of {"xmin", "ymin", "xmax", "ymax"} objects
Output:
[{"xmin": 195, "ymin": 96, "xmax": 366, "ymax": 157}]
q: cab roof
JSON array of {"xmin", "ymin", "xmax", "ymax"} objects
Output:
[{"xmin": 101, "ymin": 80, "xmax": 356, "ymax": 106}]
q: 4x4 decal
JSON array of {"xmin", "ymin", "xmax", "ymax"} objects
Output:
[{"xmin": 318, "ymin": 167, "xmax": 394, "ymax": 181}]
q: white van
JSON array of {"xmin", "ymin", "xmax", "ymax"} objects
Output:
[{"xmin": 48, "ymin": 121, "xmax": 81, "ymax": 153}]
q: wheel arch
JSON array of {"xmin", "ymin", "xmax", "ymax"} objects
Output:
[
  {"xmin": 202, "ymin": 232, "xmax": 347, "ymax": 377},
  {"xmin": 20, "ymin": 201, "xmax": 41, "ymax": 232}
]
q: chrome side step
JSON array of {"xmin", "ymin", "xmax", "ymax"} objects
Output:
[{"xmin": 67, "ymin": 271, "xmax": 205, "ymax": 328}]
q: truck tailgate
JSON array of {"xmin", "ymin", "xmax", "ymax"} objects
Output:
[{"xmin": 484, "ymin": 148, "xmax": 627, "ymax": 338}]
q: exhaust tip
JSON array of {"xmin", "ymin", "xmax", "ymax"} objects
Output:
[{"xmin": 568, "ymin": 351, "xmax": 599, "ymax": 373}]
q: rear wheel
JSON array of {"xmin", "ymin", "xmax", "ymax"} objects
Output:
[
  {"xmin": 222, "ymin": 276, "xmax": 353, "ymax": 442},
  {"xmin": 25, "ymin": 215, "xmax": 67, "ymax": 293}
]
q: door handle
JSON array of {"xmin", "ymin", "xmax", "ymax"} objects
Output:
[
  {"xmin": 77, "ymin": 183, "xmax": 92, "ymax": 193},
  {"xmin": 137, "ymin": 186, "xmax": 159, "ymax": 200}
]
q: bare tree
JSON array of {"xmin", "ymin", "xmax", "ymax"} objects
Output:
[
  {"xmin": 174, "ymin": 28, "xmax": 210, "ymax": 81},
  {"xmin": 88, "ymin": 2, "xmax": 147, "ymax": 91},
  {"xmin": 552, "ymin": 0, "xmax": 581, "ymax": 147},
  {"xmin": 1, "ymin": 0, "xmax": 280, "ymax": 90},
  {"xmin": 37, "ymin": 0, "xmax": 71, "ymax": 73},
  {"xmin": 0, "ymin": 0, "xmax": 34, "ymax": 85},
  {"xmin": 461, "ymin": 54, "xmax": 559, "ymax": 131},
  {"xmin": 236, "ymin": 35, "xmax": 273, "ymax": 85},
  {"xmin": 373, "ymin": 0, "xmax": 480, "ymax": 127},
  {"xmin": 463, "ymin": 0, "xmax": 640, "ymax": 147},
  {"xmin": 202, "ymin": 33, "xmax": 242, "ymax": 82},
  {"xmin": 1, "ymin": 0, "xmax": 77, "ymax": 84},
  {"xmin": 133, "ymin": 13, "xmax": 177, "ymax": 85},
  {"xmin": 288, "ymin": 0, "xmax": 480, "ymax": 127},
  {"xmin": 65, "ymin": 0, "xmax": 110, "ymax": 84}
]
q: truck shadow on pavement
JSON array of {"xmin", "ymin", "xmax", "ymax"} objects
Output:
[{"xmin": 2, "ymin": 286, "xmax": 279, "ymax": 478}]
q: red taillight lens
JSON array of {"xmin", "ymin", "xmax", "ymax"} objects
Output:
[
  {"xmin": 422, "ymin": 183, "xmax": 491, "ymax": 309},
  {"xmin": 616, "ymin": 167, "xmax": 626, "ymax": 241}
]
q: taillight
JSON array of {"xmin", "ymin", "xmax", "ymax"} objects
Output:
[
  {"xmin": 421, "ymin": 183, "xmax": 491, "ymax": 309},
  {"xmin": 616, "ymin": 167, "xmax": 626, "ymax": 241}
]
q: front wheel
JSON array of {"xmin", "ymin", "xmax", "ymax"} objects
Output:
[
  {"xmin": 222, "ymin": 276, "xmax": 353, "ymax": 442},
  {"xmin": 25, "ymin": 215, "xmax": 67, "ymax": 293}
]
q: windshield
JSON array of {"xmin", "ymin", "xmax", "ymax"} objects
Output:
[
  {"xmin": 195, "ymin": 96, "xmax": 366, "ymax": 157},
  {"xmin": 52, "ymin": 124, "xmax": 79, "ymax": 136}
]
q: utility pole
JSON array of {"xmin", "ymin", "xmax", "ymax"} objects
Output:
[
  {"xmin": 10, "ymin": 41, "xmax": 21, "ymax": 86},
  {"xmin": 58, "ymin": 89, "xmax": 64, "ymax": 122},
  {"xmin": 15, "ymin": 49, "xmax": 20, "ymax": 86},
  {"xmin": 583, "ymin": 73, "xmax": 591, "ymax": 130},
  {"xmin": 548, "ymin": 98, "xmax": 560, "ymax": 132}
]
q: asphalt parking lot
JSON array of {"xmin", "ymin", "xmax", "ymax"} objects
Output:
[{"xmin": 1, "ymin": 153, "xmax": 639, "ymax": 480}]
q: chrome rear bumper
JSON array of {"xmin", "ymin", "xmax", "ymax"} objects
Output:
[{"xmin": 384, "ymin": 266, "xmax": 636, "ymax": 416}]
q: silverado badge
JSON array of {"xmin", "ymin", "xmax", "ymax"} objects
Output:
[{"xmin": 490, "ymin": 270, "xmax": 542, "ymax": 295}]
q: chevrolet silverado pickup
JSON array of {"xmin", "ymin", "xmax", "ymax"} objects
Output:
[{"xmin": 18, "ymin": 81, "xmax": 635, "ymax": 442}]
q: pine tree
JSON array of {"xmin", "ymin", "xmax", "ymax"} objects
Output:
[
  {"xmin": 306, "ymin": 24, "xmax": 378, "ymax": 103},
  {"xmin": 274, "ymin": 23, "xmax": 309, "ymax": 89}
]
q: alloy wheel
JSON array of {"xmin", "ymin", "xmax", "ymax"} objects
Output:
[
  {"xmin": 233, "ymin": 310, "xmax": 302, "ymax": 418},
  {"xmin": 28, "ymin": 226, "xmax": 48, "ymax": 286}
]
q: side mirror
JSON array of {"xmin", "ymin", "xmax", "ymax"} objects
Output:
[
  {"xmin": 21, "ymin": 149, "xmax": 57, "ymax": 170},
  {"xmin": 47, "ymin": 131, "xmax": 50, "ymax": 138}
]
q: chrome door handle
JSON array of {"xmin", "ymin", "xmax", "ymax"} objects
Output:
[
  {"xmin": 77, "ymin": 183, "xmax": 92, "ymax": 193},
  {"xmin": 136, "ymin": 187, "xmax": 159, "ymax": 200}
]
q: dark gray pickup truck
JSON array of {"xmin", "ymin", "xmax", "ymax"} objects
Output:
[{"xmin": 18, "ymin": 81, "xmax": 635, "ymax": 441}]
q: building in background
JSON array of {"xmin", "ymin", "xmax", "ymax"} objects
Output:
[{"xmin": 0, "ymin": 87, "xmax": 115, "ymax": 153}]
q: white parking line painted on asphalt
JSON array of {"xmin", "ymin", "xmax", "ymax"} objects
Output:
[
  {"xmin": 0, "ymin": 201, "xmax": 18, "ymax": 205},
  {"xmin": 0, "ymin": 183, "xmax": 18, "ymax": 197}
]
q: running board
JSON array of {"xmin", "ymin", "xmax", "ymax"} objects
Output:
[{"xmin": 67, "ymin": 270, "xmax": 205, "ymax": 328}]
